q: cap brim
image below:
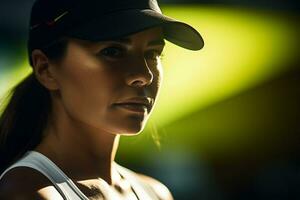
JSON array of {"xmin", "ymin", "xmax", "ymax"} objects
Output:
[{"xmin": 66, "ymin": 9, "xmax": 204, "ymax": 50}]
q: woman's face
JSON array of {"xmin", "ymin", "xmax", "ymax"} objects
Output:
[{"xmin": 50, "ymin": 27, "xmax": 165, "ymax": 135}]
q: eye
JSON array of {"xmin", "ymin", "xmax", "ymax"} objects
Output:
[
  {"xmin": 145, "ymin": 49, "xmax": 163, "ymax": 61},
  {"xmin": 99, "ymin": 46, "xmax": 125, "ymax": 58}
]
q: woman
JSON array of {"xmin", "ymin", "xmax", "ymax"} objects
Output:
[{"xmin": 0, "ymin": 0, "xmax": 204, "ymax": 199}]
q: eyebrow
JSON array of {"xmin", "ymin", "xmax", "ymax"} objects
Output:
[{"xmin": 109, "ymin": 37, "xmax": 165, "ymax": 46}]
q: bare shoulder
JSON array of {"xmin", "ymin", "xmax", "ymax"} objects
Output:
[
  {"xmin": 0, "ymin": 167, "xmax": 63, "ymax": 200},
  {"xmin": 137, "ymin": 173, "xmax": 174, "ymax": 200}
]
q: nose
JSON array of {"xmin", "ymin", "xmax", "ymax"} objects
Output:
[{"xmin": 125, "ymin": 57, "xmax": 154, "ymax": 87}]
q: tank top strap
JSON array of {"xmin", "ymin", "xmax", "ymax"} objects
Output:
[
  {"xmin": 0, "ymin": 151, "xmax": 89, "ymax": 200},
  {"xmin": 1, "ymin": 151, "xmax": 161, "ymax": 200}
]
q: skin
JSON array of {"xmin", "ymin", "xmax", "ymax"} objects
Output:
[{"xmin": 2, "ymin": 26, "xmax": 171, "ymax": 199}]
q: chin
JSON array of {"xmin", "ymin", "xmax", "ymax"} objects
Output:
[
  {"xmin": 120, "ymin": 124, "xmax": 146, "ymax": 136},
  {"xmin": 117, "ymin": 116, "xmax": 148, "ymax": 135}
]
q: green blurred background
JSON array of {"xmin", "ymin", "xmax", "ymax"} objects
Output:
[{"xmin": 1, "ymin": 0, "xmax": 299, "ymax": 199}]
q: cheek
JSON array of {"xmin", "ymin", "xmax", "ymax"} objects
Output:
[
  {"xmin": 55, "ymin": 58, "xmax": 123, "ymax": 125},
  {"xmin": 152, "ymin": 61, "xmax": 164, "ymax": 95}
]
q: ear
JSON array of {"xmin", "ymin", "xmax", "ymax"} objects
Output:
[{"xmin": 31, "ymin": 49, "xmax": 59, "ymax": 90}]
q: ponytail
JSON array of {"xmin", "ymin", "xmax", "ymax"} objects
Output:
[
  {"xmin": 0, "ymin": 73, "xmax": 51, "ymax": 173},
  {"xmin": 0, "ymin": 37, "xmax": 68, "ymax": 174}
]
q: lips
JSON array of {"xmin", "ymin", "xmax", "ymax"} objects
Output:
[
  {"xmin": 114, "ymin": 97, "xmax": 153, "ymax": 113},
  {"xmin": 114, "ymin": 103, "xmax": 148, "ymax": 113}
]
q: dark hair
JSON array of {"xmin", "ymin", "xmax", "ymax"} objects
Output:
[{"xmin": 0, "ymin": 37, "xmax": 68, "ymax": 174}]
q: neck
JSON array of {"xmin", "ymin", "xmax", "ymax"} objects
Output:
[{"xmin": 35, "ymin": 99, "xmax": 121, "ymax": 185}]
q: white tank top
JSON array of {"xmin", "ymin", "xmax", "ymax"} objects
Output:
[{"xmin": 0, "ymin": 151, "xmax": 160, "ymax": 200}]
